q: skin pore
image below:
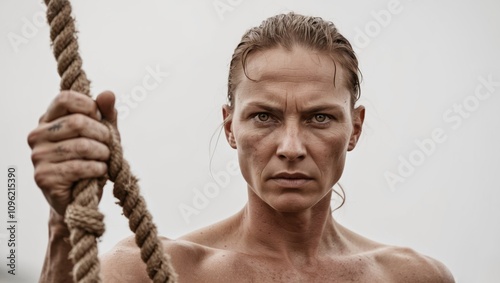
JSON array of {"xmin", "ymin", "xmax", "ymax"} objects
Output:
[
  {"xmin": 175, "ymin": 45, "xmax": 452, "ymax": 282},
  {"xmin": 221, "ymin": 44, "xmax": 364, "ymax": 259},
  {"xmin": 32, "ymin": 44, "xmax": 454, "ymax": 282},
  {"xmin": 204, "ymin": 45, "xmax": 368, "ymax": 279},
  {"xmin": 99, "ymin": 45, "xmax": 453, "ymax": 282},
  {"xmin": 226, "ymin": 45, "xmax": 363, "ymax": 213}
]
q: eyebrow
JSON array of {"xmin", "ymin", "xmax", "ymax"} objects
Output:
[
  {"xmin": 242, "ymin": 101, "xmax": 346, "ymax": 115},
  {"xmin": 301, "ymin": 104, "xmax": 346, "ymax": 114},
  {"xmin": 243, "ymin": 102, "xmax": 280, "ymax": 113}
]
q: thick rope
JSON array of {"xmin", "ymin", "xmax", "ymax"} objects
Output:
[{"xmin": 44, "ymin": 0, "xmax": 177, "ymax": 282}]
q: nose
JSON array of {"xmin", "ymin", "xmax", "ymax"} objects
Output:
[{"xmin": 276, "ymin": 123, "xmax": 306, "ymax": 161}]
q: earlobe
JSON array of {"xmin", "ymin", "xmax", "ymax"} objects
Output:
[
  {"xmin": 348, "ymin": 105, "xmax": 365, "ymax": 151},
  {"xmin": 222, "ymin": 105, "xmax": 237, "ymax": 149},
  {"xmin": 228, "ymin": 133, "xmax": 237, "ymax": 149}
]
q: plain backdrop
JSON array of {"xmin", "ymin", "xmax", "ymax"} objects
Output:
[{"xmin": 1, "ymin": 0, "xmax": 499, "ymax": 282}]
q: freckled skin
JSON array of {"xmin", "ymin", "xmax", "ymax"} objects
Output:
[
  {"xmin": 30, "ymin": 39, "xmax": 455, "ymax": 281},
  {"xmin": 229, "ymin": 47, "xmax": 355, "ymax": 213},
  {"xmin": 77, "ymin": 47, "xmax": 455, "ymax": 282}
]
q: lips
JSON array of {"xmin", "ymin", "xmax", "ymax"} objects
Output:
[
  {"xmin": 272, "ymin": 172, "xmax": 312, "ymax": 179},
  {"xmin": 270, "ymin": 172, "xmax": 313, "ymax": 187}
]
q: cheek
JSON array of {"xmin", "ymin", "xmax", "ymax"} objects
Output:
[
  {"xmin": 310, "ymin": 126, "xmax": 351, "ymax": 172},
  {"xmin": 235, "ymin": 127, "xmax": 275, "ymax": 182}
]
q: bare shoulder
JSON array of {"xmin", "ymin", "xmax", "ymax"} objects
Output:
[
  {"xmin": 100, "ymin": 235, "xmax": 208, "ymax": 282},
  {"xmin": 374, "ymin": 245, "xmax": 455, "ymax": 283},
  {"xmin": 100, "ymin": 236, "xmax": 148, "ymax": 282}
]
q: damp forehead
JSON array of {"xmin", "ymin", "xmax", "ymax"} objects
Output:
[
  {"xmin": 234, "ymin": 46, "xmax": 351, "ymax": 109},
  {"xmin": 246, "ymin": 46, "xmax": 342, "ymax": 82}
]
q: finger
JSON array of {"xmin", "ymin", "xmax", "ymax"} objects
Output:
[
  {"xmin": 43, "ymin": 90, "xmax": 102, "ymax": 123},
  {"xmin": 29, "ymin": 114, "xmax": 111, "ymax": 147},
  {"xmin": 31, "ymin": 138, "xmax": 110, "ymax": 165},
  {"xmin": 96, "ymin": 90, "xmax": 117, "ymax": 127},
  {"xmin": 35, "ymin": 160, "xmax": 108, "ymax": 192}
]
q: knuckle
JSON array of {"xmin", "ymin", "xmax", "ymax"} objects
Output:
[
  {"xmin": 55, "ymin": 91, "xmax": 71, "ymax": 107},
  {"xmin": 27, "ymin": 129, "xmax": 39, "ymax": 148},
  {"xmin": 38, "ymin": 114, "xmax": 46, "ymax": 123},
  {"xmin": 86, "ymin": 161, "xmax": 106, "ymax": 176},
  {"xmin": 96, "ymin": 162, "xmax": 107, "ymax": 175},
  {"xmin": 68, "ymin": 114, "xmax": 88, "ymax": 131},
  {"xmin": 75, "ymin": 139, "xmax": 93, "ymax": 157},
  {"xmin": 30, "ymin": 147, "xmax": 44, "ymax": 164},
  {"xmin": 34, "ymin": 166, "xmax": 49, "ymax": 189},
  {"xmin": 61, "ymin": 161, "xmax": 77, "ymax": 177}
]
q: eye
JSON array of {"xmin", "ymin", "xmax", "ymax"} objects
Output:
[
  {"xmin": 313, "ymin": 114, "xmax": 330, "ymax": 123},
  {"xmin": 256, "ymin": 113, "xmax": 270, "ymax": 122}
]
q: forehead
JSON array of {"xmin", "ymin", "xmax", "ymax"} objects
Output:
[{"xmin": 235, "ymin": 46, "xmax": 351, "ymax": 106}]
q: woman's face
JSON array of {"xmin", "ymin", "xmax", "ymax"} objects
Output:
[{"xmin": 223, "ymin": 46, "xmax": 364, "ymax": 212}]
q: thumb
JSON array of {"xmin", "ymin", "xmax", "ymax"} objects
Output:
[{"xmin": 95, "ymin": 90, "xmax": 118, "ymax": 127}]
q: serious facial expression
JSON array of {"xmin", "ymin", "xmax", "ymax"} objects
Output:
[{"xmin": 224, "ymin": 45, "xmax": 363, "ymax": 212}]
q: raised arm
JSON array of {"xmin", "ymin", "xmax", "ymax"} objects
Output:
[{"xmin": 28, "ymin": 90, "xmax": 117, "ymax": 282}]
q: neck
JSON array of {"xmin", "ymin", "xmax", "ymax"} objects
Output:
[{"xmin": 236, "ymin": 188, "xmax": 344, "ymax": 264}]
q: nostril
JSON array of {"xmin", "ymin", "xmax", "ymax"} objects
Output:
[
  {"xmin": 277, "ymin": 150, "xmax": 306, "ymax": 161},
  {"xmin": 275, "ymin": 127, "xmax": 306, "ymax": 161}
]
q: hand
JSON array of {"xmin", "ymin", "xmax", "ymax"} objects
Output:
[{"xmin": 28, "ymin": 90, "xmax": 118, "ymax": 216}]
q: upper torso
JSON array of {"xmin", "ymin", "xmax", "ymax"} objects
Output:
[{"xmin": 101, "ymin": 212, "xmax": 453, "ymax": 283}]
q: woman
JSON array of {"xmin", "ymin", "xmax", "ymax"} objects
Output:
[{"xmin": 30, "ymin": 13, "xmax": 454, "ymax": 282}]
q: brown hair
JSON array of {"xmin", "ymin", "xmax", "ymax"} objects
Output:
[{"xmin": 227, "ymin": 12, "xmax": 362, "ymax": 109}]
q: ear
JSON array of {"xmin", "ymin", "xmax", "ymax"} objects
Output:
[
  {"xmin": 222, "ymin": 104, "xmax": 237, "ymax": 149},
  {"xmin": 348, "ymin": 105, "xmax": 365, "ymax": 151}
]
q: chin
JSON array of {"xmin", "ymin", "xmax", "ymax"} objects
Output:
[{"xmin": 266, "ymin": 193, "xmax": 321, "ymax": 213}]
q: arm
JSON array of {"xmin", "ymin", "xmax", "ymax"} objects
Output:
[
  {"xmin": 39, "ymin": 209, "xmax": 72, "ymax": 283},
  {"xmin": 29, "ymin": 90, "xmax": 118, "ymax": 282}
]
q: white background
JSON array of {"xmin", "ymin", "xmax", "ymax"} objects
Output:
[{"xmin": 1, "ymin": 0, "xmax": 499, "ymax": 282}]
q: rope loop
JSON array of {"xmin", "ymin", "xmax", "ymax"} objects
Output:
[
  {"xmin": 65, "ymin": 204, "xmax": 105, "ymax": 236},
  {"xmin": 44, "ymin": 1, "xmax": 178, "ymax": 282}
]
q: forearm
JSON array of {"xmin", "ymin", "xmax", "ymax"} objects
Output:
[{"xmin": 39, "ymin": 209, "xmax": 73, "ymax": 283}]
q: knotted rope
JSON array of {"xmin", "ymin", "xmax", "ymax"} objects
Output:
[{"xmin": 44, "ymin": 0, "xmax": 178, "ymax": 282}]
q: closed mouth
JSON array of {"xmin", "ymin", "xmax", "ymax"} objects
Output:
[
  {"xmin": 270, "ymin": 172, "xmax": 314, "ymax": 188},
  {"xmin": 271, "ymin": 172, "xmax": 313, "ymax": 180}
]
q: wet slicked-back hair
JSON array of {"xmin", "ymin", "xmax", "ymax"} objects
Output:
[{"xmin": 227, "ymin": 12, "xmax": 361, "ymax": 108}]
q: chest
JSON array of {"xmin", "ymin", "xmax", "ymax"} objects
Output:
[{"xmin": 179, "ymin": 253, "xmax": 390, "ymax": 283}]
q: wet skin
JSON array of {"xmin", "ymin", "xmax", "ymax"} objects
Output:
[{"xmin": 30, "ymin": 44, "xmax": 454, "ymax": 282}]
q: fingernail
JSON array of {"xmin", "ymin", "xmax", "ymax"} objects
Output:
[{"xmin": 96, "ymin": 110, "xmax": 102, "ymax": 120}]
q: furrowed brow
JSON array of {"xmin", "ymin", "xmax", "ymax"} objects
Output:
[
  {"xmin": 243, "ymin": 101, "xmax": 284, "ymax": 115},
  {"xmin": 302, "ymin": 104, "xmax": 345, "ymax": 114}
]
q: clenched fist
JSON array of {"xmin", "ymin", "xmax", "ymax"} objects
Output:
[{"xmin": 28, "ymin": 90, "xmax": 118, "ymax": 216}]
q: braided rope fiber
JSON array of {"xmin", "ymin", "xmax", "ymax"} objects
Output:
[{"xmin": 43, "ymin": 0, "xmax": 178, "ymax": 282}]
